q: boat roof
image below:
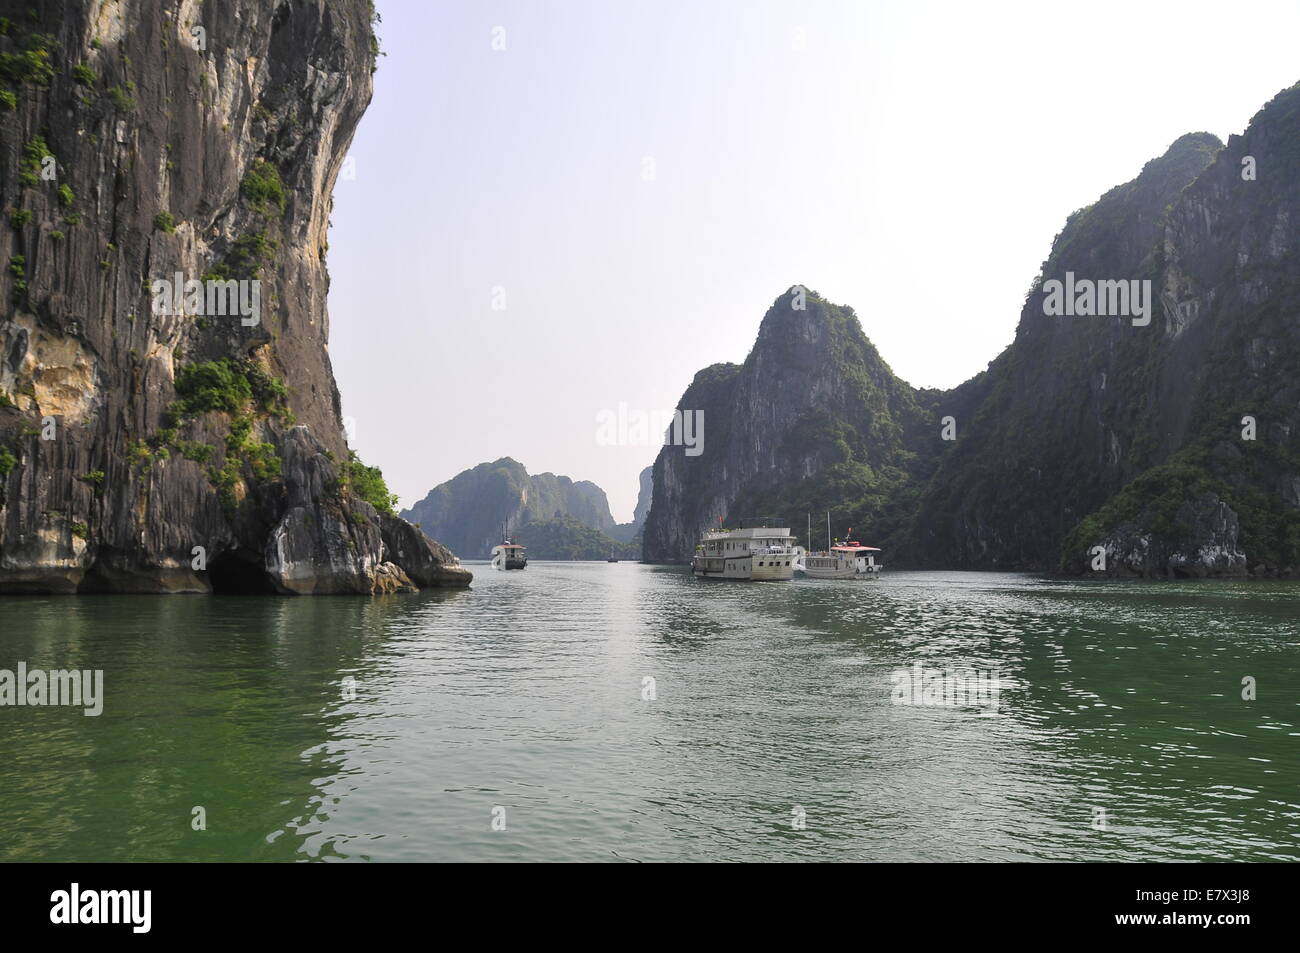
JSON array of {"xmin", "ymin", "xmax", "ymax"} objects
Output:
[
  {"xmin": 702, "ymin": 527, "xmax": 792, "ymax": 539},
  {"xmin": 496, "ymin": 543, "xmax": 525, "ymax": 549},
  {"xmin": 832, "ymin": 544, "xmax": 880, "ymax": 551}
]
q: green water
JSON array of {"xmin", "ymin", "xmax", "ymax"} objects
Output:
[{"xmin": 0, "ymin": 566, "xmax": 1296, "ymax": 862}]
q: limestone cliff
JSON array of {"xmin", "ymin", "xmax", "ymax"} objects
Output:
[
  {"xmin": 1053, "ymin": 86, "xmax": 1300, "ymax": 576},
  {"xmin": 899, "ymin": 131, "xmax": 1226, "ymax": 570},
  {"xmin": 0, "ymin": 0, "xmax": 469, "ymax": 592},
  {"xmin": 906, "ymin": 85, "xmax": 1300, "ymax": 576},
  {"xmin": 642, "ymin": 290, "xmax": 941, "ymax": 563},
  {"xmin": 645, "ymin": 81, "xmax": 1300, "ymax": 577}
]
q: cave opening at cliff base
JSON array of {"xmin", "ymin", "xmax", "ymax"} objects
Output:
[{"xmin": 208, "ymin": 549, "xmax": 278, "ymax": 595}]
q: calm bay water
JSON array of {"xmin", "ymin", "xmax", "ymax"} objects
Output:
[{"xmin": 0, "ymin": 565, "xmax": 1296, "ymax": 862}]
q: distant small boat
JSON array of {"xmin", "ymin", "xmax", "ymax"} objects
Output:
[
  {"xmin": 491, "ymin": 527, "xmax": 527, "ymax": 570},
  {"xmin": 607, "ymin": 551, "xmax": 619, "ymax": 563}
]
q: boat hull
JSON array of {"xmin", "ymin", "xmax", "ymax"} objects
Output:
[
  {"xmin": 692, "ymin": 554, "xmax": 795, "ymax": 580},
  {"xmin": 491, "ymin": 545, "xmax": 527, "ymax": 570},
  {"xmin": 692, "ymin": 526, "xmax": 797, "ymax": 580},
  {"xmin": 801, "ymin": 566, "xmax": 879, "ymax": 579},
  {"xmin": 799, "ymin": 545, "xmax": 882, "ymax": 580}
]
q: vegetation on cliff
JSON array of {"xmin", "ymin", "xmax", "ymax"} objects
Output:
[{"xmin": 342, "ymin": 452, "xmax": 399, "ymax": 517}]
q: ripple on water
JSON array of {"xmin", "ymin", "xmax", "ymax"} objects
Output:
[{"xmin": 0, "ymin": 566, "xmax": 1296, "ymax": 861}]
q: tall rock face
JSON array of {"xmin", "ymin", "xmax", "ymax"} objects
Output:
[
  {"xmin": 642, "ymin": 290, "xmax": 944, "ymax": 562},
  {"xmin": 401, "ymin": 457, "xmax": 620, "ymax": 558},
  {"xmin": 898, "ymin": 131, "xmax": 1226, "ymax": 570},
  {"xmin": 0, "ymin": 0, "xmax": 469, "ymax": 592},
  {"xmin": 904, "ymin": 84, "xmax": 1300, "ymax": 576},
  {"xmin": 644, "ymin": 81, "xmax": 1300, "ymax": 577},
  {"xmin": 1057, "ymin": 87, "xmax": 1300, "ymax": 576}
]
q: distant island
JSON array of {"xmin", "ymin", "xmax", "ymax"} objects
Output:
[{"xmin": 402, "ymin": 459, "xmax": 652, "ymax": 560}]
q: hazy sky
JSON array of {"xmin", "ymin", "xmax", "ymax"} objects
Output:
[{"xmin": 327, "ymin": 0, "xmax": 1300, "ymax": 521}]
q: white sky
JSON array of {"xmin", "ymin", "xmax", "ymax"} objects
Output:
[{"xmin": 327, "ymin": 0, "xmax": 1300, "ymax": 521}]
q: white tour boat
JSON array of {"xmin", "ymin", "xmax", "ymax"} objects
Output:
[{"xmin": 691, "ymin": 523, "xmax": 797, "ymax": 580}]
